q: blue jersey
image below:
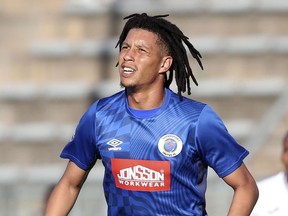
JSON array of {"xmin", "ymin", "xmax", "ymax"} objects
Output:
[{"xmin": 61, "ymin": 88, "xmax": 248, "ymax": 216}]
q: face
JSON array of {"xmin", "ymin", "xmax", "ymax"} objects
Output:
[
  {"xmin": 282, "ymin": 135, "xmax": 288, "ymax": 174},
  {"xmin": 118, "ymin": 28, "xmax": 172, "ymax": 91}
]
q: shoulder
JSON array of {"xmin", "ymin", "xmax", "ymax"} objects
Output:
[
  {"xmin": 94, "ymin": 90, "xmax": 126, "ymax": 110},
  {"xmin": 168, "ymin": 89, "xmax": 207, "ymax": 113},
  {"xmin": 257, "ymin": 172, "xmax": 285, "ymax": 188},
  {"xmin": 252, "ymin": 172, "xmax": 288, "ymax": 215},
  {"xmin": 80, "ymin": 90, "xmax": 125, "ymax": 120},
  {"xmin": 256, "ymin": 172, "xmax": 288, "ymax": 197},
  {"xmin": 168, "ymin": 90, "xmax": 223, "ymax": 128}
]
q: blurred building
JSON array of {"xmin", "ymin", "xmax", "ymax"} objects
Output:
[{"xmin": 0, "ymin": 0, "xmax": 288, "ymax": 215}]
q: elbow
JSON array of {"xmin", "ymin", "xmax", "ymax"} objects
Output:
[
  {"xmin": 243, "ymin": 178, "xmax": 259, "ymax": 208},
  {"xmin": 252, "ymin": 181, "xmax": 259, "ymax": 205}
]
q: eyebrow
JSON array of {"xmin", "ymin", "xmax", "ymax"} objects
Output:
[
  {"xmin": 121, "ymin": 42, "xmax": 129, "ymax": 47},
  {"xmin": 122, "ymin": 40, "xmax": 151, "ymax": 52}
]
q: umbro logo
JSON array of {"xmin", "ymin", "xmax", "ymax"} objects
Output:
[
  {"xmin": 107, "ymin": 139, "xmax": 123, "ymax": 147},
  {"xmin": 107, "ymin": 139, "xmax": 123, "ymax": 151}
]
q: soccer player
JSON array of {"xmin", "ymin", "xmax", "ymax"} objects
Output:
[
  {"xmin": 45, "ymin": 13, "xmax": 258, "ymax": 216},
  {"xmin": 251, "ymin": 132, "xmax": 288, "ymax": 215}
]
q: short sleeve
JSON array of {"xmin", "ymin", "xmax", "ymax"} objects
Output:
[
  {"xmin": 60, "ymin": 102, "xmax": 99, "ymax": 170},
  {"xmin": 195, "ymin": 105, "xmax": 249, "ymax": 178}
]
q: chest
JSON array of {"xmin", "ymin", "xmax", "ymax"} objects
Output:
[{"xmin": 95, "ymin": 109, "xmax": 197, "ymax": 163}]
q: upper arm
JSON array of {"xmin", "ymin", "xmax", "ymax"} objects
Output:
[
  {"xmin": 44, "ymin": 161, "xmax": 90, "ymax": 215},
  {"xmin": 60, "ymin": 102, "xmax": 99, "ymax": 170},
  {"xmin": 223, "ymin": 163, "xmax": 259, "ymax": 215},
  {"xmin": 60, "ymin": 161, "xmax": 90, "ymax": 189},
  {"xmin": 223, "ymin": 163, "xmax": 256, "ymax": 190},
  {"xmin": 196, "ymin": 105, "xmax": 249, "ymax": 177}
]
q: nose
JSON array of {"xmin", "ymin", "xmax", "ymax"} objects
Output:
[{"xmin": 123, "ymin": 49, "xmax": 134, "ymax": 61}]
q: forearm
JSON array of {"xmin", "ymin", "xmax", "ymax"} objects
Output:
[
  {"xmin": 227, "ymin": 184, "xmax": 259, "ymax": 216},
  {"xmin": 44, "ymin": 161, "xmax": 89, "ymax": 216},
  {"xmin": 223, "ymin": 163, "xmax": 259, "ymax": 216},
  {"xmin": 44, "ymin": 181, "xmax": 81, "ymax": 216}
]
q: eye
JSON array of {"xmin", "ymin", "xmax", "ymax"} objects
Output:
[
  {"xmin": 121, "ymin": 44, "xmax": 129, "ymax": 50},
  {"xmin": 138, "ymin": 47, "xmax": 147, "ymax": 53}
]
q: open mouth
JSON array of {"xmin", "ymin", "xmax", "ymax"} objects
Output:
[{"xmin": 123, "ymin": 67, "xmax": 135, "ymax": 74}]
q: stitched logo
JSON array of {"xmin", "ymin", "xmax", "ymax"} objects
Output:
[{"xmin": 107, "ymin": 139, "xmax": 123, "ymax": 151}]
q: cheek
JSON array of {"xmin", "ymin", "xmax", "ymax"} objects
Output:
[
  {"xmin": 282, "ymin": 153, "xmax": 288, "ymax": 163},
  {"xmin": 118, "ymin": 52, "xmax": 124, "ymax": 62},
  {"xmin": 141, "ymin": 58, "xmax": 161, "ymax": 71}
]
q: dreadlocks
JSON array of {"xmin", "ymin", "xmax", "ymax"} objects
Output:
[{"xmin": 115, "ymin": 13, "xmax": 203, "ymax": 100}]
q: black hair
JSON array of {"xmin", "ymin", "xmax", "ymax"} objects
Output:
[{"xmin": 115, "ymin": 13, "xmax": 203, "ymax": 100}]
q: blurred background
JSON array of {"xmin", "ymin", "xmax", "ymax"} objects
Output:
[{"xmin": 0, "ymin": 0, "xmax": 287, "ymax": 215}]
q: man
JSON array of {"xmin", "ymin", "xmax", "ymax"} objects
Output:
[
  {"xmin": 251, "ymin": 132, "xmax": 288, "ymax": 216},
  {"xmin": 45, "ymin": 13, "xmax": 258, "ymax": 215}
]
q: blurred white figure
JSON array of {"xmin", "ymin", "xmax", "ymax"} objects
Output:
[{"xmin": 251, "ymin": 132, "xmax": 288, "ymax": 216}]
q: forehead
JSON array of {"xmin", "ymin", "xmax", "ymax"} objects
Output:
[{"xmin": 125, "ymin": 28, "xmax": 159, "ymax": 43}]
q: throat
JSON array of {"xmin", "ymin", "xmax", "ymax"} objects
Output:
[{"xmin": 126, "ymin": 88, "xmax": 165, "ymax": 110}]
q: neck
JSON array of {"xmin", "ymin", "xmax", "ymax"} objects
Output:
[{"xmin": 126, "ymin": 87, "xmax": 165, "ymax": 110}]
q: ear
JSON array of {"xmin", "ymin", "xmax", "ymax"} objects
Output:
[{"xmin": 159, "ymin": 56, "xmax": 173, "ymax": 74}]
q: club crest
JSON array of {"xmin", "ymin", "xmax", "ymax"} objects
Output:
[{"xmin": 158, "ymin": 134, "xmax": 183, "ymax": 157}]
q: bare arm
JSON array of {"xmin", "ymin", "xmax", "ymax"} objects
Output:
[
  {"xmin": 44, "ymin": 161, "xmax": 89, "ymax": 216},
  {"xmin": 223, "ymin": 163, "xmax": 259, "ymax": 216}
]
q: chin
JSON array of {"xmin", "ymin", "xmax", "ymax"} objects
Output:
[{"xmin": 120, "ymin": 81, "xmax": 136, "ymax": 89}]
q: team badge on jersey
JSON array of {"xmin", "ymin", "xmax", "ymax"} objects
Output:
[{"xmin": 158, "ymin": 134, "xmax": 183, "ymax": 157}]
